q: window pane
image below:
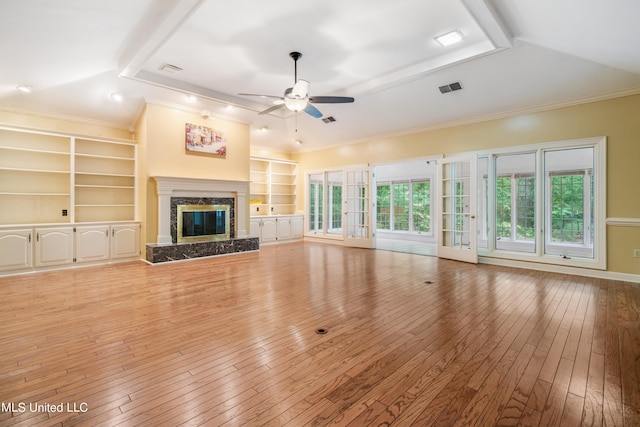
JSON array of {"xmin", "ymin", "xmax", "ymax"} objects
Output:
[
  {"xmin": 550, "ymin": 175, "xmax": 584, "ymax": 243},
  {"xmin": 412, "ymin": 181, "xmax": 431, "ymax": 233},
  {"xmin": 516, "ymin": 177, "xmax": 536, "ymax": 240},
  {"xmin": 393, "ymin": 183, "xmax": 409, "ymax": 231},
  {"xmin": 495, "ymin": 153, "xmax": 536, "ymax": 253},
  {"xmin": 545, "ymin": 147, "xmax": 594, "ymax": 258},
  {"xmin": 495, "ymin": 176, "xmax": 512, "ymax": 239},
  {"xmin": 376, "ymin": 183, "xmax": 390, "ymax": 230}
]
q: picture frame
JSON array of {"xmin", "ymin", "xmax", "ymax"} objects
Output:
[{"xmin": 185, "ymin": 123, "xmax": 226, "ymax": 157}]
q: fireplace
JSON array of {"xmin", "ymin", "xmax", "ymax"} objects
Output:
[
  {"xmin": 177, "ymin": 204, "xmax": 230, "ymax": 243},
  {"xmin": 170, "ymin": 197, "xmax": 234, "ymax": 244},
  {"xmin": 147, "ymin": 176, "xmax": 258, "ymax": 264}
]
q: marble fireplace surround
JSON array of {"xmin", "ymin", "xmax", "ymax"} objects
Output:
[{"xmin": 153, "ymin": 176, "xmax": 249, "ymax": 245}]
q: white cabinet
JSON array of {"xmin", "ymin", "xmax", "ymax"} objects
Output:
[
  {"xmin": 110, "ymin": 223, "xmax": 140, "ymax": 259},
  {"xmin": 250, "ymin": 215, "xmax": 303, "ymax": 244},
  {"xmin": 276, "ymin": 217, "xmax": 291, "ymax": 240},
  {"xmin": 75, "ymin": 225, "xmax": 110, "ymax": 263},
  {"xmin": 0, "ymin": 222, "xmax": 141, "ymax": 275},
  {"xmin": 261, "ymin": 217, "xmax": 278, "ymax": 243},
  {"xmin": 249, "ymin": 218, "xmax": 261, "ymax": 239},
  {"xmin": 291, "ymin": 216, "xmax": 304, "ymax": 239},
  {"xmin": 0, "ymin": 229, "xmax": 33, "ymax": 272},
  {"xmin": 75, "ymin": 223, "xmax": 140, "ymax": 262},
  {"xmin": 35, "ymin": 227, "xmax": 74, "ymax": 267}
]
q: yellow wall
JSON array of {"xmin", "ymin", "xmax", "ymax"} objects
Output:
[
  {"xmin": 0, "ymin": 109, "xmax": 132, "ymax": 140},
  {"xmin": 294, "ymin": 94, "xmax": 640, "ymax": 275},
  {"xmin": 250, "ymin": 145, "xmax": 293, "ymax": 161},
  {"xmin": 138, "ymin": 103, "xmax": 251, "ymax": 243}
]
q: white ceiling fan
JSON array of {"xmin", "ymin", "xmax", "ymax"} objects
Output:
[{"xmin": 239, "ymin": 52, "xmax": 354, "ymax": 118}]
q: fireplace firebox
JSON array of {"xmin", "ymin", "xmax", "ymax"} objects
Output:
[{"xmin": 177, "ymin": 204, "xmax": 230, "ymax": 243}]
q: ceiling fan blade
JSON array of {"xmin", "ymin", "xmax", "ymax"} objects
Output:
[
  {"xmin": 309, "ymin": 96, "xmax": 354, "ymax": 104},
  {"xmin": 238, "ymin": 93, "xmax": 282, "ymax": 99},
  {"xmin": 258, "ymin": 104, "xmax": 285, "ymax": 115},
  {"xmin": 303, "ymin": 103, "xmax": 323, "ymax": 118},
  {"xmin": 291, "ymin": 80, "xmax": 310, "ymax": 98}
]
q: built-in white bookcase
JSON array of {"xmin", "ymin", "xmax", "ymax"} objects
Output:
[
  {"xmin": 249, "ymin": 157, "xmax": 297, "ymax": 215},
  {"xmin": 0, "ymin": 127, "xmax": 137, "ymax": 225}
]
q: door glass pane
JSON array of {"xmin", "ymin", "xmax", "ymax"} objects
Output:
[
  {"xmin": 308, "ymin": 173, "xmax": 323, "ymax": 232},
  {"xmin": 442, "ymin": 162, "xmax": 470, "ymax": 249},
  {"xmin": 545, "ymin": 147, "xmax": 594, "ymax": 258},
  {"xmin": 346, "ymin": 170, "xmax": 369, "ymax": 239},
  {"xmin": 327, "ymin": 171, "xmax": 342, "ymax": 234},
  {"xmin": 495, "ymin": 153, "xmax": 536, "ymax": 253}
]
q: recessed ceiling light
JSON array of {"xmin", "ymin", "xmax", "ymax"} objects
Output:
[
  {"xmin": 295, "ymin": 140, "xmax": 302, "ymax": 145},
  {"xmin": 225, "ymin": 105, "xmax": 234, "ymax": 110},
  {"xmin": 110, "ymin": 93, "xmax": 123, "ymax": 102},
  {"xmin": 435, "ymin": 30, "xmax": 463, "ymax": 47},
  {"xmin": 16, "ymin": 85, "xmax": 32, "ymax": 93},
  {"xmin": 259, "ymin": 126, "xmax": 268, "ymax": 132},
  {"xmin": 187, "ymin": 94, "xmax": 197, "ymax": 102}
]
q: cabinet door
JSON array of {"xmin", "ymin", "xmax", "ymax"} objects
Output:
[
  {"xmin": 35, "ymin": 227, "xmax": 74, "ymax": 267},
  {"xmin": 0, "ymin": 229, "xmax": 33, "ymax": 272},
  {"xmin": 249, "ymin": 219, "xmax": 261, "ymax": 240},
  {"xmin": 261, "ymin": 218, "xmax": 277, "ymax": 243},
  {"xmin": 290, "ymin": 216, "xmax": 304, "ymax": 239},
  {"xmin": 276, "ymin": 217, "xmax": 291, "ymax": 240},
  {"xmin": 75, "ymin": 225, "xmax": 110, "ymax": 263},
  {"xmin": 110, "ymin": 223, "xmax": 140, "ymax": 259}
]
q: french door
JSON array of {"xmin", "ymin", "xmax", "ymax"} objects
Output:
[
  {"xmin": 343, "ymin": 167, "xmax": 375, "ymax": 248},
  {"xmin": 438, "ymin": 155, "xmax": 478, "ymax": 263}
]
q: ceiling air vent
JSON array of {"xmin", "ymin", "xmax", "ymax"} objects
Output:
[
  {"xmin": 322, "ymin": 116, "xmax": 336, "ymax": 123},
  {"xmin": 439, "ymin": 81, "xmax": 463, "ymax": 94},
  {"xmin": 159, "ymin": 63, "xmax": 183, "ymax": 74}
]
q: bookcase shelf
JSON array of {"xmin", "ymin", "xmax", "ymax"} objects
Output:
[
  {"xmin": 0, "ymin": 127, "xmax": 137, "ymax": 225},
  {"xmin": 250, "ymin": 157, "xmax": 297, "ymax": 216}
]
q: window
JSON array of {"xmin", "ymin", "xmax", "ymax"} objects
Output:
[
  {"xmin": 376, "ymin": 183, "xmax": 391, "ymax": 230},
  {"xmin": 477, "ymin": 138, "xmax": 604, "ymax": 269},
  {"xmin": 494, "ymin": 153, "xmax": 536, "ymax": 253},
  {"xmin": 393, "ymin": 182, "xmax": 410, "ymax": 231},
  {"xmin": 376, "ymin": 179, "xmax": 432, "ymax": 234},
  {"xmin": 412, "ymin": 181, "xmax": 431, "ymax": 233},
  {"xmin": 545, "ymin": 147, "xmax": 595, "ymax": 258}
]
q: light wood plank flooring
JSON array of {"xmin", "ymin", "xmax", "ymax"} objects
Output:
[{"xmin": 1, "ymin": 241, "xmax": 639, "ymax": 426}]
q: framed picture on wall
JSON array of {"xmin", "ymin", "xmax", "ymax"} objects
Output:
[{"xmin": 185, "ymin": 123, "xmax": 227, "ymax": 157}]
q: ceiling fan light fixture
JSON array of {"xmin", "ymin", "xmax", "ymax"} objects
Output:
[
  {"xmin": 435, "ymin": 30, "xmax": 463, "ymax": 47},
  {"xmin": 285, "ymin": 97, "xmax": 308, "ymax": 112}
]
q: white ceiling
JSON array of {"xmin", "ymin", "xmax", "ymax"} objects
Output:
[{"xmin": 1, "ymin": 0, "xmax": 639, "ymax": 153}]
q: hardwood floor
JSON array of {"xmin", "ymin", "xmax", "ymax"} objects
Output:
[{"xmin": 1, "ymin": 241, "xmax": 638, "ymax": 426}]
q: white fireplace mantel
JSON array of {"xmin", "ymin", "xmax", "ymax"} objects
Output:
[{"xmin": 153, "ymin": 176, "xmax": 249, "ymax": 244}]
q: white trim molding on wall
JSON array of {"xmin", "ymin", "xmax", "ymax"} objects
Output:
[{"xmin": 606, "ymin": 217, "xmax": 640, "ymax": 227}]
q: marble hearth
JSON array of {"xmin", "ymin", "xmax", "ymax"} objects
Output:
[{"xmin": 146, "ymin": 176, "xmax": 258, "ymax": 263}]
